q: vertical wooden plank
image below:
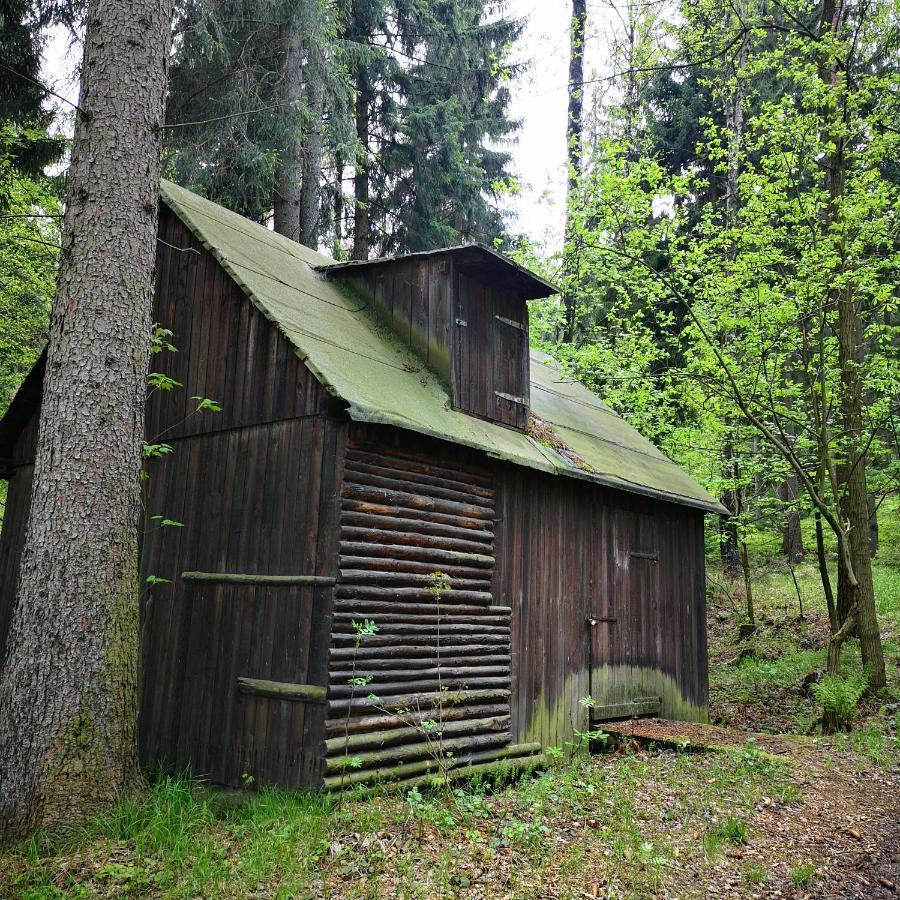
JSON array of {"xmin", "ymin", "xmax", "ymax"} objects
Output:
[{"xmin": 409, "ymin": 260, "xmax": 429, "ymax": 359}]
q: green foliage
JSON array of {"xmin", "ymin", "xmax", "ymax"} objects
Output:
[
  {"xmin": 790, "ymin": 861, "xmax": 818, "ymax": 887},
  {"xmin": 146, "ymin": 372, "xmax": 183, "ymax": 392},
  {"xmin": 164, "ymin": 0, "xmax": 353, "ymax": 225},
  {"xmin": 812, "ymin": 672, "xmax": 869, "ymax": 731},
  {"xmin": 141, "ymin": 442, "xmax": 174, "ymax": 459},
  {"xmin": 0, "ymin": 156, "xmax": 59, "ymax": 414},
  {"xmin": 375, "ymin": 2, "xmax": 522, "ymax": 254}
]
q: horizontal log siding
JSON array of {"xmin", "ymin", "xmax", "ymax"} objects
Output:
[{"xmin": 325, "ymin": 441, "xmax": 529, "ymax": 787}]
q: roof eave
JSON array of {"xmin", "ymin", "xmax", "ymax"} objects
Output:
[{"xmin": 315, "ymin": 244, "xmax": 559, "ymax": 301}]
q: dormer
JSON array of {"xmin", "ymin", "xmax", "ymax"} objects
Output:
[{"xmin": 320, "ymin": 246, "xmax": 557, "ymax": 430}]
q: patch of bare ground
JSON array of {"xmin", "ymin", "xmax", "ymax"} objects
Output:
[{"xmin": 601, "ymin": 718, "xmax": 899, "ymax": 898}]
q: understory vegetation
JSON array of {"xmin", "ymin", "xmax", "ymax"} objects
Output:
[{"xmin": 3, "ymin": 525, "xmax": 897, "ymax": 899}]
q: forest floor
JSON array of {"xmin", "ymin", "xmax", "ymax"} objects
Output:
[{"xmin": 2, "ymin": 551, "xmax": 898, "ymax": 898}]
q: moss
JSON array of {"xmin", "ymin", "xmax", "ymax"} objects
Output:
[{"xmin": 522, "ymin": 666, "xmax": 707, "ymax": 751}]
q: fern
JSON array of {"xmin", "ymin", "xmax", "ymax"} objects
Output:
[{"xmin": 812, "ymin": 672, "xmax": 868, "ymax": 730}]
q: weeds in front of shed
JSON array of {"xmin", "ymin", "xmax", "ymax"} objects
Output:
[{"xmin": 336, "ymin": 572, "xmax": 491, "ymax": 802}]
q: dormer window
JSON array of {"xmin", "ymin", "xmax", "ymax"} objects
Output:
[
  {"xmin": 320, "ymin": 245, "xmax": 557, "ymax": 431},
  {"xmin": 453, "ymin": 270, "xmax": 530, "ymax": 429}
]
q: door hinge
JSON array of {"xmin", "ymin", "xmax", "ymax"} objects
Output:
[
  {"xmin": 455, "ymin": 317, "xmax": 467, "ymax": 326},
  {"xmin": 495, "ymin": 314, "xmax": 526, "ymax": 332},
  {"xmin": 495, "ymin": 390, "xmax": 527, "ymax": 406}
]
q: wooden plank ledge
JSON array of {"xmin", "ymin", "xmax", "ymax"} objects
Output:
[
  {"xmin": 237, "ymin": 677, "xmax": 327, "ymax": 703},
  {"xmin": 598, "ymin": 718, "xmax": 800, "ymax": 757},
  {"xmin": 183, "ymin": 572, "xmax": 336, "ymax": 586},
  {"xmin": 590, "ymin": 697, "xmax": 661, "ymax": 722}
]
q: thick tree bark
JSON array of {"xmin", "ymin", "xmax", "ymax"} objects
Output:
[
  {"xmin": 0, "ymin": 0, "xmax": 174, "ymax": 842},
  {"xmin": 561, "ymin": 0, "xmax": 587, "ymax": 344},
  {"xmin": 299, "ymin": 67, "xmax": 325, "ymax": 248},
  {"xmin": 273, "ymin": 27, "xmax": 304, "ymax": 241},
  {"xmin": 352, "ymin": 76, "xmax": 371, "ymax": 260}
]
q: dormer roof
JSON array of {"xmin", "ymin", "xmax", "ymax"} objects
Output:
[{"xmin": 317, "ymin": 245, "xmax": 559, "ymax": 301}]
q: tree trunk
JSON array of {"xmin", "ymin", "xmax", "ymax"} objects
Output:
[
  {"xmin": 333, "ymin": 151, "xmax": 345, "ymax": 259},
  {"xmin": 299, "ymin": 57, "xmax": 325, "ymax": 248},
  {"xmin": 352, "ymin": 75, "xmax": 370, "ymax": 260},
  {"xmin": 720, "ymin": 441, "xmax": 741, "ymax": 578},
  {"xmin": 273, "ymin": 27, "xmax": 304, "ymax": 241},
  {"xmin": 815, "ymin": 509, "xmax": 838, "ymax": 632},
  {"xmin": 868, "ymin": 493, "xmax": 878, "ymax": 557},
  {"xmin": 819, "ymin": 0, "xmax": 885, "ymax": 690},
  {"xmin": 561, "ymin": 0, "xmax": 587, "ymax": 344},
  {"xmin": 0, "ymin": 0, "xmax": 174, "ymax": 842},
  {"xmin": 777, "ymin": 474, "xmax": 805, "ymax": 562},
  {"xmin": 836, "ymin": 305, "xmax": 884, "ymax": 687}
]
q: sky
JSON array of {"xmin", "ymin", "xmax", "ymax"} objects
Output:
[{"xmin": 39, "ymin": 2, "xmax": 621, "ymax": 252}]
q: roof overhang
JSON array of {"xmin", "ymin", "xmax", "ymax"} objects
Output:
[
  {"xmin": 0, "ymin": 351, "xmax": 45, "ymax": 463},
  {"xmin": 316, "ymin": 244, "xmax": 559, "ymax": 301}
]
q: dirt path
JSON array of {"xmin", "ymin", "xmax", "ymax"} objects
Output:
[{"xmin": 603, "ymin": 718, "xmax": 900, "ymax": 898}]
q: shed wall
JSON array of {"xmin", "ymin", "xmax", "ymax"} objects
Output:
[
  {"xmin": 0, "ymin": 409, "xmax": 38, "ymax": 657},
  {"xmin": 138, "ymin": 208, "xmax": 343, "ymax": 789},
  {"xmin": 493, "ymin": 466, "xmax": 709, "ymax": 750},
  {"xmin": 329, "ymin": 425, "xmax": 708, "ymax": 782}
]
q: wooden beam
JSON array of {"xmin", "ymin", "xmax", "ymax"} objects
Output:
[
  {"xmin": 590, "ymin": 698, "xmax": 662, "ymax": 722},
  {"xmin": 237, "ymin": 677, "xmax": 327, "ymax": 703},
  {"xmin": 182, "ymin": 572, "xmax": 336, "ymax": 586}
]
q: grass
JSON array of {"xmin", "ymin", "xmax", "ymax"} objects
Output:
[{"xmin": 2, "ymin": 747, "xmax": 797, "ymax": 899}]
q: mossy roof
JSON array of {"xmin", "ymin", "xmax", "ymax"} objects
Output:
[
  {"xmin": 160, "ymin": 180, "xmax": 723, "ymax": 513},
  {"xmin": 0, "ymin": 179, "xmax": 722, "ymax": 513}
]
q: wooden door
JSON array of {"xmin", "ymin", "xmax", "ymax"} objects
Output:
[
  {"xmin": 493, "ymin": 308, "xmax": 529, "ymax": 429},
  {"xmin": 588, "ymin": 509, "xmax": 662, "ymax": 720}
]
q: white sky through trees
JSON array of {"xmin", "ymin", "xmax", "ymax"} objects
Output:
[{"xmin": 40, "ymin": 3, "xmax": 621, "ymax": 250}]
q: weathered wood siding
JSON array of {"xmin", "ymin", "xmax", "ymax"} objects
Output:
[
  {"xmin": 138, "ymin": 207, "xmax": 343, "ymax": 789},
  {"xmin": 338, "ymin": 256, "xmax": 455, "ymax": 386},
  {"xmin": 323, "ymin": 427, "xmax": 543, "ymax": 789},
  {"xmin": 453, "ymin": 271, "xmax": 530, "ymax": 430},
  {"xmin": 493, "ymin": 466, "xmax": 709, "ymax": 750},
  {"xmin": 337, "ymin": 259, "xmax": 530, "ymax": 430},
  {"xmin": 0, "ymin": 409, "xmax": 39, "ymax": 658}
]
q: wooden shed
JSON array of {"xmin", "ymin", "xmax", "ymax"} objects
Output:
[{"xmin": 0, "ymin": 181, "xmax": 725, "ymax": 792}]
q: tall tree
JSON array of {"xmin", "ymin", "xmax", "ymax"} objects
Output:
[
  {"xmin": 374, "ymin": 0, "xmax": 522, "ymax": 255},
  {"xmin": 561, "ymin": 0, "xmax": 586, "ymax": 343},
  {"xmin": 0, "ymin": 0, "xmax": 175, "ymax": 840},
  {"xmin": 164, "ymin": 0, "xmax": 352, "ymax": 239},
  {"xmin": 818, "ymin": 0, "xmax": 884, "ymax": 689}
]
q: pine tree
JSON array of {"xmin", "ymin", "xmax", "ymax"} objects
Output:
[
  {"xmin": 164, "ymin": 0, "xmax": 353, "ymax": 236},
  {"xmin": 370, "ymin": 0, "xmax": 522, "ymax": 255},
  {"xmin": 0, "ymin": 0, "xmax": 175, "ymax": 839}
]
